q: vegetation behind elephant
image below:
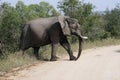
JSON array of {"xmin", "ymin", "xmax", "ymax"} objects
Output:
[{"xmin": 19, "ymin": 16, "xmax": 88, "ymax": 61}]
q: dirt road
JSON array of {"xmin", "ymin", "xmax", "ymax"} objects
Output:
[{"xmin": 5, "ymin": 45, "xmax": 120, "ymax": 80}]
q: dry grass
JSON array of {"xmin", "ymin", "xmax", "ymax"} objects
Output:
[
  {"xmin": 0, "ymin": 52, "xmax": 37, "ymax": 72},
  {"xmin": 83, "ymin": 38, "xmax": 120, "ymax": 49}
]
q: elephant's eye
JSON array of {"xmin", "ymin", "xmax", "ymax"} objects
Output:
[{"xmin": 71, "ymin": 23, "xmax": 78, "ymax": 30}]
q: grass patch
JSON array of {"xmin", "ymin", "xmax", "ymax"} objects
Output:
[
  {"xmin": 83, "ymin": 38, "xmax": 120, "ymax": 49},
  {"xmin": 0, "ymin": 52, "xmax": 37, "ymax": 72},
  {"xmin": 0, "ymin": 38, "xmax": 120, "ymax": 72}
]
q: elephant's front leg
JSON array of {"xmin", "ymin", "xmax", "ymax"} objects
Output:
[
  {"xmin": 61, "ymin": 43, "xmax": 76, "ymax": 60},
  {"xmin": 60, "ymin": 37, "xmax": 76, "ymax": 60},
  {"xmin": 50, "ymin": 43, "xmax": 59, "ymax": 61}
]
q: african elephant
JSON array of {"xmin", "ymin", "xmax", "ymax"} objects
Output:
[{"xmin": 19, "ymin": 16, "xmax": 88, "ymax": 61}]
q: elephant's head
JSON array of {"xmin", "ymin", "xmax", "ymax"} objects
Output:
[{"xmin": 58, "ymin": 16, "xmax": 88, "ymax": 60}]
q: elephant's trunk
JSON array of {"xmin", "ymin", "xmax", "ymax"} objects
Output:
[{"xmin": 76, "ymin": 37, "xmax": 83, "ymax": 60}]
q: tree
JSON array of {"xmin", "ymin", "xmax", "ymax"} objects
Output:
[
  {"xmin": 58, "ymin": 0, "xmax": 80, "ymax": 17},
  {"xmin": 104, "ymin": 4, "xmax": 120, "ymax": 38},
  {"xmin": 0, "ymin": 2, "xmax": 21, "ymax": 52},
  {"xmin": 16, "ymin": 1, "xmax": 58, "ymax": 21},
  {"xmin": 38, "ymin": 2, "xmax": 58, "ymax": 17},
  {"xmin": 16, "ymin": 1, "xmax": 28, "ymax": 23}
]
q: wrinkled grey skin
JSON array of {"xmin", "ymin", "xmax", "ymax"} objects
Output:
[{"xmin": 19, "ymin": 16, "xmax": 88, "ymax": 61}]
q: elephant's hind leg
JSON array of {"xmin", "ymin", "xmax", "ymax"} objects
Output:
[
  {"xmin": 33, "ymin": 47, "xmax": 40, "ymax": 60},
  {"xmin": 50, "ymin": 43, "xmax": 59, "ymax": 61}
]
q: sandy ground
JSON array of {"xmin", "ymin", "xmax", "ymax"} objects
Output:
[{"xmin": 2, "ymin": 45, "xmax": 120, "ymax": 80}]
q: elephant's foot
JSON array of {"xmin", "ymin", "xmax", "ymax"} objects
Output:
[
  {"xmin": 36, "ymin": 57, "xmax": 40, "ymax": 60},
  {"xmin": 70, "ymin": 56, "xmax": 76, "ymax": 61},
  {"xmin": 50, "ymin": 56, "xmax": 59, "ymax": 61},
  {"xmin": 50, "ymin": 58, "xmax": 57, "ymax": 61}
]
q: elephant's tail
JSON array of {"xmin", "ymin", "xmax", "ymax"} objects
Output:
[{"xmin": 19, "ymin": 24, "xmax": 30, "ymax": 51}]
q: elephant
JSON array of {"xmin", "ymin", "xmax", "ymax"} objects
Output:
[{"xmin": 19, "ymin": 16, "xmax": 88, "ymax": 61}]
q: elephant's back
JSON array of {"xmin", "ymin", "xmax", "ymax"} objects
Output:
[
  {"xmin": 27, "ymin": 17, "xmax": 58, "ymax": 33},
  {"xmin": 28, "ymin": 17, "xmax": 58, "ymax": 26},
  {"xmin": 27, "ymin": 17, "xmax": 58, "ymax": 38}
]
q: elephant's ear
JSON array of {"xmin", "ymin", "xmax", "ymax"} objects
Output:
[{"xmin": 58, "ymin": 16, "xmax": 71, "ymax": 36}]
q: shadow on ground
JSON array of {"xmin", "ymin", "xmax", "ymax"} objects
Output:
[{"xmin": 115, "ymin": 50, "xmax": 120, "ymax": 53}]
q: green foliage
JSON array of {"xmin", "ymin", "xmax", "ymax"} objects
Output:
[
  {"xmin": 0, "ymin": 3, "xmax": 21, "ymax": 52},
  {"xmin": 38, "ymin": 2, "xmax": 58, "ymax": 17},
  {"xmin": 83, "ymin": 13, "xmax": 109, "ymax": 40},
  {"xmin": 104, "ymin": 4, "xmax": 120, "ymax": 38},
  {"xmin": 58, "ymin": 0, "xmax": 93, "ymax": 22},
  {"xmin": 16, "ymin": 1, "xmax": 58, "ymax": 22},
  {"xmin": 16, "ymin": 1, "xmax": 28, "ymax": 23}
]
